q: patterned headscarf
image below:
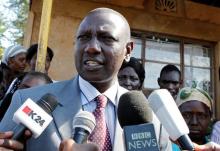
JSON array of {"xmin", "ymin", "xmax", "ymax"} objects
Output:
[
  {"xmin": 176, "ymin": 87, "xmax": 212, "ymax": 111},
  {"xmin": 2, "ymin": 45, "xmax": 27, "ymax": 65}
]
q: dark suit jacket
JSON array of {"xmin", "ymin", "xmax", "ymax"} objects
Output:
[{"xmin": 0, "ymin": 76, "xmax": 172, "ymax": 151}]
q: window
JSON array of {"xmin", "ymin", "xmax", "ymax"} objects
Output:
[
  {"xmin": 184, "ymin": 44, "xmax": 212, "ymax": 94},
  {"xmin": 131, "ymin": 32, "xmax": 214, "ymax": 98}
]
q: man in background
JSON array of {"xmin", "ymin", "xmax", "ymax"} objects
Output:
[
  {"xmin": 26, "ymin": 44, "xmax": 54, "ymax": 74},
  {"xmin": 0, "ymin": 71, "xmax": 53, "ymax": 121},
  {"xmin": 158, "ymin": 64, "xmax": 182, "ymax": 100}
]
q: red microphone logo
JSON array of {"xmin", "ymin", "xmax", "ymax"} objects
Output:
[{"xmin": 22, "ymin": 106, "xmax": 46, "ymax": 127}]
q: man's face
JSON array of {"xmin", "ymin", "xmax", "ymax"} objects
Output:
[
  {"xmin": 179, "ymin": 101, "xmax": 211, "ymax": 143},
  {"xmin": 18, "ymin": 76, "xmax": 48, "ymax": 89},
  {"xmin": 75, "ymin": 11, "xmax": 131, "ymax": 91},
  {"xmin": 158, "ymin": 71, "xmax": 181, "ymax": 99},
  {"xmin": 29, "ymin": 53, "xmax": 51, "ymax": 73}
]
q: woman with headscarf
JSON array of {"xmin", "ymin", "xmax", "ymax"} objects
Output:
[
  {"xmin": 0, "ymin": 45, "xmax": 27, "ymax": 99},
  {"xmin": 176, "ymin": 87, "xmax": 213, "ymax": 144},
  {"xmin": 211, "ymin": 120, "xmax": 220, "ymax": 144},
  {"xmin": 171, "ymin": 87, "xmax": 213, "ymax": 151},
  {"xmin": 118, "ymin": 57, "xmax": 145, "ymax": 91}
]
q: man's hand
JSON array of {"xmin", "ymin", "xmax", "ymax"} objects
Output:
[
  {"xmin": 194, "ymin": 142, "xmax": 220, "ymax": 151},
  {"xmin": 59, "ymin": 139, "xmax": 98, "ymax": 151},
  {"xmin": 0, "ymin": 131, "xmax": 24, "ymax": 150}
]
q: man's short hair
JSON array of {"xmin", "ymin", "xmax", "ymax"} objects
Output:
[
  {"xmin": 160, "ymin": 64, "xmax": 181, "ymax": 77},
  {"xmin": 22, "ymin": 71, "xmax": 53, "ymax": 84},
  {"xmin": 26, "ymin": 44, "xmax": 54, "ymax": 62}
]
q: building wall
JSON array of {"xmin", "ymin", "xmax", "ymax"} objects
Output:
[{"xmin": 24, "ymin": 0, "xmax": 220, "ymax": 118}]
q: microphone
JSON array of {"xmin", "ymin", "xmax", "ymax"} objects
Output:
[
  {"xmin": 117, "ymin": 90, "xmax": 160, "ymax": 151},
  {"xmin": 72, "ymin": 110, "xmax": 96, "ymax": 144},
  {"xmin": 148, "ymin": 89, "xmax": 194, "ymax": 151},
  {"xmin": 12, "ymin": 93, "xmax": 59, "ymax": 140}
]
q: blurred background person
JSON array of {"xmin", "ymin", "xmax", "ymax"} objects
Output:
[
  {"xmin": 211, "ymin": 121, "xmax": 220, "ymax": 144},
  {"xmin": 176, "ymin": 87, "xmax": 213, "ymax": 145},
  {"xmin": 0, "ymin": 45, "xmax": 27, "ymax": 99},
  {"xmin": 18, "ymin": 71, "xmax": 53, "ymax": 89},
  {"xmin": 210, "ymin": 67, "xmax": 220, "ymax": 145},
  {"xmin": 118, "ymin": 57, "xmax": 145, "ymax": 91},
  {"xmin": 26, "ymin": 44, "xmax": 54, "ymax": 74},
  {"xmin": 0, "ymin": 71, "xmax": 53, "ymax": 121},
  {"xmin": 0, "ymin": 43, "xmax": 54, "ymax": 110},
  {"xmin": 1, "ymin": 45, "xmax": 27, "ymax": 78},
  {"xmin": 157, "ymin": 64, "xmax": 182, "ymax": 100},
  {"xmin": 0, "ymin": 45, "xmax": 27, "ymax": 98},
  {"xmin": 118, "ymin": 57, "xmax": 172, "ymax": 150}
]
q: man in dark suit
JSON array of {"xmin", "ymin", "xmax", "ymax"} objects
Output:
[
  {"xmin": 0, "ymin": 7, "xmax": 132, "ymax": 151},
  {"xmin": 0, "ymin": 8, "xmax": 171, "ymax": 151}
]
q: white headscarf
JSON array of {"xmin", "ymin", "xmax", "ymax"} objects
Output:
[
  {"xmin": 176, "ymin": 87, "xmax": 212, "ymax": 111},
  {"xmin": 2, "ymin": 45, "xmax": 27, "ymax": 65}
]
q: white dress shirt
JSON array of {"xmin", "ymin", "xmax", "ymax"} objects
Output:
[{"xmin": 79, "ymin": 76, "xmax": 118, "ymax": 143}]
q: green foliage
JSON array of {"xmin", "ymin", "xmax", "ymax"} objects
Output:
[
  {"xmin": 0, "ymin": 0, "xmax": 29, "ymax": 55},
  {"xmin": 8, "ymin": 0, "xmax": 29, "ymax": 43},
  {"xmin": 0, "ymin": 11, "xmax": 6, "ymax": 59}
]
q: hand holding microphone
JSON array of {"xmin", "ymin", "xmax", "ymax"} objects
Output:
[
  {"xmin": 72, "ymin": 111, "xmax": 96, "ymax": 144},
  {"xmin": 59, "ymin": 111, "xmax": 97, "ymax": 151},
  {"xmin": 0, "ymin": 93, "xmax": 58, "ymax": 150},
  {"xmin": 0, "ymin": 130, "xmax": 32, "ymax": 150},
  {"xmin": 0, "ymin": 131, "xmax": 24, "ymax": 150},
  {"xmin": 194, "ymin": 142, "xmax": 220, "ymax": 151},
  {"xmin": 59, "ymin": 139, "xmax": 98, "ymax": 151},
  {"xmin": 12, "ymin": 93, "xmax": 58, "ymax": 140}
]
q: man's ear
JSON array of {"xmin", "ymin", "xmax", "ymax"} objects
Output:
[{"xmin": 126, "ymin": 42, "xmax": 133, "ymax": 55}]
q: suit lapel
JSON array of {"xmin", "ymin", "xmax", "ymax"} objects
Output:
[
  {"xmin": 52, "ymin": 76, "xmax": 82, "ymax": 140},
  {"xmin": 51, "ymin": 78, "xmax": 128, "ymax": 149}
]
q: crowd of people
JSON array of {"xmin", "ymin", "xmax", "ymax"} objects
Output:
[
  {"xmin": 0, "ymin": 43, "xmax": 54, "ymax": 119},
  {"xmin": 0, "ymin": 7, "xmax": 219, "ymax": 151}
]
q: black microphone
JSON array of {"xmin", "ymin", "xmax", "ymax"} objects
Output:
[
  {"xmin": 72, "ymin": 111, "xmax": 96, "ymax": 144},
  {"xmin": 117, "ymin": 90, "xmax": 160, "ymax": 151},
  {"xmin": 148, "ymin": 89, "xmax": 195, "ymax": 151},
  {"xmin": 12, "ymin": 93, "xmax": 59, "ymax": 140}
]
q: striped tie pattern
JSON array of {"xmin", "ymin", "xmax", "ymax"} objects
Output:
[{"xmin": 89, "ymin": 95, "xmax": 112, "ymax": 151}]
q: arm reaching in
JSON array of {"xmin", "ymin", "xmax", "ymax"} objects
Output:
[{"xmin": 194, "ymin": 142, "xmax": 220, "ymax": 151}]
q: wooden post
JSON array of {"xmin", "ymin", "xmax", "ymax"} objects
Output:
[
  {"xmin": 215, "ymin": 42, "xmax": 220, "ymax": 120},
  {"xmin": 36, "ymin": 0, "xmax": 53, "ymax": 72}
]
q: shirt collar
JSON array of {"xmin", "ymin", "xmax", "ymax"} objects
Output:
[{"xmin": 79, "ymin": 76, "xmax": 118, "ymax": 106}]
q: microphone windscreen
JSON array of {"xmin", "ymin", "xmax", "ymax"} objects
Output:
[
  {"xmin": 117, "ymin": 90, "xmax": 152, "ymax": 128},
  {"xmin": 148, "ymin": 89, "xmax": 189, "ymax": 141},
  {"xmin": 37, "ymin": 93, "xmax": 59, "ymax": 114},
  {"xmin": 72, "ymin": 111, "xmax": 96, "ymax": 135}
]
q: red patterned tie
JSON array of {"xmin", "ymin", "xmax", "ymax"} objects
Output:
[{"xmin": 88, "ymin": 95, "xmax": 112, "ymax": 151}]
